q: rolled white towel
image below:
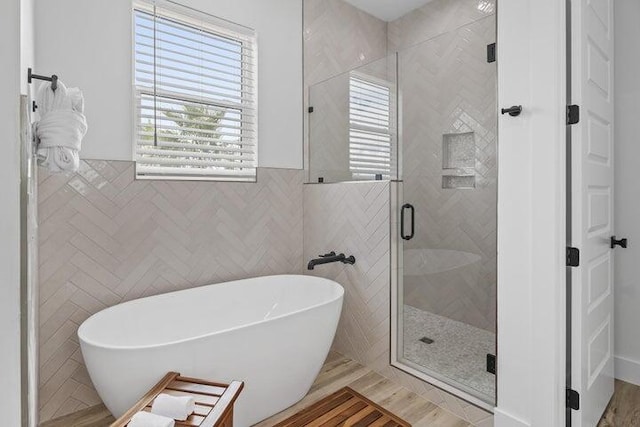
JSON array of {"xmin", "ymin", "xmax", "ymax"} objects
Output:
[
  {"xmin": 127, "ymin": 411, "xmax": 175, "ymax": 427},
  {"xmin": 151, "ymin": 393, "xmax": 196, "ymax": 421}
]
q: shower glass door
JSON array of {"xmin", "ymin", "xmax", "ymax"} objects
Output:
[{"xmin": 392, "ymin": 15, "xmax": 498, "ymax": 408}]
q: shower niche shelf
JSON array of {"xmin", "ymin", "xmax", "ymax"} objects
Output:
[
  {"xmin": 442, "ymin": 175, "xmax": 476, "ymax": 189},
  {"xmin": 442, "ymin": 132, "xmax": 477, "ymax": 189},
  {"xmin": 442, "ymin": 131, "xmax": 475, "ymax": 169}
]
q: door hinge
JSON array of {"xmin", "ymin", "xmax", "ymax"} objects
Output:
[
  {"xmin": 567, "ymin": 105, "xmax": 580, "ymax": 125},
  {"xmin": 487, "ymin": 43, "xmax": 496, "ymax": 63},
  {"xmin": 566, "ymin": 388, "xmax": 580, "ymax": 410},
  {"xmin": 566, "ymin": 247, "xmax": 580, "ymax": 267},
  {"xmin": 308, "ymin": 106, "xmax": 314, "ymax": 113},
  {"xmin": 486, "ymin": 354, "xmax": 496, "ymax": 375}
]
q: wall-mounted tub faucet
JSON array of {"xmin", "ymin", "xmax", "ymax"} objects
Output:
[{"xmin": 307, "ymin": 251, "xmax": 356, "ymax": 270}]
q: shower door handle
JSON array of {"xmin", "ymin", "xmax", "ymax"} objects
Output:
[{"xmin": 401, "ymin": 204, "xmax": 415, "ymax": 241}]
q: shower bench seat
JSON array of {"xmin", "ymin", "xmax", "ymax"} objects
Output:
[{"xmin": 111, "ymin": 372, "xmax": 244, "ymax": 427}]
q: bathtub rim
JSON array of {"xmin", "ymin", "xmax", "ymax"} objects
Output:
[{"xmin": 77, "ymin": 274, "xmax": 344, "ymax": 351}]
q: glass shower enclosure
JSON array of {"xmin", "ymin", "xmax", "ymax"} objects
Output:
[
  {"xmin": 391, "ymin": 15, "xmax": 498, "ymax": 409},
  {"xmin": 307, "ymin": 10, "xmax": 497, "ymax": 411}
]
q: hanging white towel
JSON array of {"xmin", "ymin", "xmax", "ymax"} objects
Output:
[
  {"xmin": 35, "ymin": 80, "xmax": 87, "ymax": 173},
  {"xmin": 127, "ymin": 411, "xmax": 175, "ymax": 427}
]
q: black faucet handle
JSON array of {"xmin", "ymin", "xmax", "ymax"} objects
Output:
[
  {"xmin": 319, "ymin": 251, "xmax": 336, "ymax": 258},
  {"xmin": 342, "ymin": 255, "xmax": 356, "ymax": 265}
]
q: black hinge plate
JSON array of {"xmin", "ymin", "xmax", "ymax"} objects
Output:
[
  {"xmin": 487, "ymin": 43, "xmax": 496, "ymax": 63},
  {"xmin": 566, "ymin": 389, "xmax": 580, "ymax": 410},
  {"xmin": 567, "ymin": 247, "xmax": 580, "ymax": 267},
  {"xmin": 308, "ymin": 106, "xmax": 314, "ymax": 113},
  {"xmin": 486, "ymin": 354, "xmax": 496, "ymax": 375},
  {"xmin": 567, "ymin": 105, "xmax": 580, "ymax": 125}
]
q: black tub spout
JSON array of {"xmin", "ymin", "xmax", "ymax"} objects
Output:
[{"xmin": 307, "ymin": 252, "xmax": 356, "ymax": 270}]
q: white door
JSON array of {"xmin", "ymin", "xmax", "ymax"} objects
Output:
[{"xmin": 571, "ymin": 0, "xmax": 615, "ymax": 425}]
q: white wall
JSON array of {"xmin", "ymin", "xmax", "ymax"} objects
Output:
[
  {"xmin": 0, "ymin": 0, "xmax": 30, "ymax": 423},
  {"xmin": 613, "ymin": 0, "xmax": 640, "ymax": 387},
  {"xmin": 495, "ymin": 0, "xmax": 567, "ymax": 426},
  {"xmin": 34, "ymin": 0, "xmax": 303, "ymax": 168}
]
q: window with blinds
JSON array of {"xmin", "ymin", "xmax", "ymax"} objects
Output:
[
  {"xmin": 349, "ymin": 75, "xmax": 393, "ymax": 180},
  {"xmin": 134, "ymin": 3, "xmax": 257, "ymax": 181}
]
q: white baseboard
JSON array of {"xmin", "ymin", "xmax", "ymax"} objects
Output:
[
  {"xmin": 615, "ymin": 355, "xmax": 640, "ymax": 386},
  {"xmin": 494, "ymin": 408, "xmax": 530, "ymax": 427}
]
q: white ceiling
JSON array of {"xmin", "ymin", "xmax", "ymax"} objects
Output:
[{"xmin": 342, "ymin": 0, "xmax": 434, "ymax": 22}]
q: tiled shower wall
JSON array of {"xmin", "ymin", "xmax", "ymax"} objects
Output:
[{"xmin": 37, "ymin": 161, "xmax": 303, "ymax": 422}]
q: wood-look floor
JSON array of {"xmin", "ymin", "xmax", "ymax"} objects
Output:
[
  {"xmin": 40, "ymin": 404, "xmax": 115, "ymax": 427},
  {"xmin": 40, "ymin": 354, "xmax": 640, "ymax": 427},
  {"xmin": 598, "ymin": 379, "xmax": 640, "ymax": 427},
  {"xmin": 41, "ymin": 351, "xmax": 470, "ymax": 427}
]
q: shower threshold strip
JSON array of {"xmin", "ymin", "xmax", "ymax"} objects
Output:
[{"xmin": 391, "ymin": 357, "xmax": 495, "ymax": 413}]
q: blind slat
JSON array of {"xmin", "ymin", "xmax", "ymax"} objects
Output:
[
  {"xmin": 136, "ymin": 77, "xmax": 255, "ymax": 104},
  {"xmin": 136, "ymin": 156, "xmax": 253, "ymax": 169},
  {"xmin": 137, "ymin": 91, "xmax": 254, "ymax": 112},
  {"xmin": 138, "ymin": 147, "xmax": 255, "ymax": 162},
  {"xmin": 136, "ymin": 165, "xmax": 256, "ymax": 178},
  {"xmin": 138, "ymin": 123, "xmax": 254, "ymax": 142},
  {"xmin": 138, "ymin": 140, "xmax": 255, "ymax": 154},
  {"xmin": 138, "ymin": 104, "xmax": 255, "ymax": 125}
]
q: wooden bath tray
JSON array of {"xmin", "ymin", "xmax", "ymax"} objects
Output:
[{"xmin": 111, "ymin": 372, "xmax": 244, "ymax": 427}]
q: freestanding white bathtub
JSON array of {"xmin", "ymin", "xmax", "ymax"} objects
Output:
[{"xmin": 78, "ymin": 275, "xmax": 344, "ymax": 427}]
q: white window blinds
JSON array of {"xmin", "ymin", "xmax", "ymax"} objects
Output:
[
  {"xmin": 134, "ymin": 3, "xmax": 258, "ymax": 181},
  {"xmin": 349, "ymin": 76, "xmax": 393, "ymax": 180}
]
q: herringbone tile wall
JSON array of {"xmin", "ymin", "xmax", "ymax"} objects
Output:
[
  {"xmin": 387, "ymin": 0, "xmax": 496, "ymax": 53},
  {"xmin": 37, "ymin": 160, "xmax": 303, "ymax": 423},
  {"xmin": 303, "ymin": 0, "xmax": 388, "ymax": 88},
  {"xmin": 303, "ymin": 182, "xmax": 492, "ymax": 426}
]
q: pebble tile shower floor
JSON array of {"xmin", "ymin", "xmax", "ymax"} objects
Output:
[{"xmin": 403, "ymin": 305, "xmax": 496, "ymax": 400}]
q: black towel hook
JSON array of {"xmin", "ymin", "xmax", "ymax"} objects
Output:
[{"xmin": 27, "ymin": 68, "xmax": 58, "ymax": 92}]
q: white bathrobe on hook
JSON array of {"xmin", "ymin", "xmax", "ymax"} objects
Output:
[{"xmin": 35, "ymin": 80, "xmax": 87, "ymax": 173}]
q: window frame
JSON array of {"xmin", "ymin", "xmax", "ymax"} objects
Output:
[{"xmin": 132, "ymin": 1, "xmax": 258, "ymax": 182}]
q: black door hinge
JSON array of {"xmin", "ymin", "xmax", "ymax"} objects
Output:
[
  {"xmin": 566, "ymin": 389, "xmax": 580, "ymax": 410},
  {"xmin": 567, "ymin": 105, "xmax": 580, "ymax": 125},
  {"xmin": 308, "ymin": 106, "xmax": 314, "ymax": 113},
  {"xmin": 487, "ymin": 43, "xmax": 496, "ymax": 63},
  {"xmin": 486, "ymin": 354, "xmax": 496, "ymax": 375},
  {"xmin": 566, "ymin": 247, "xmax": 580, "ymax": 267}
]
